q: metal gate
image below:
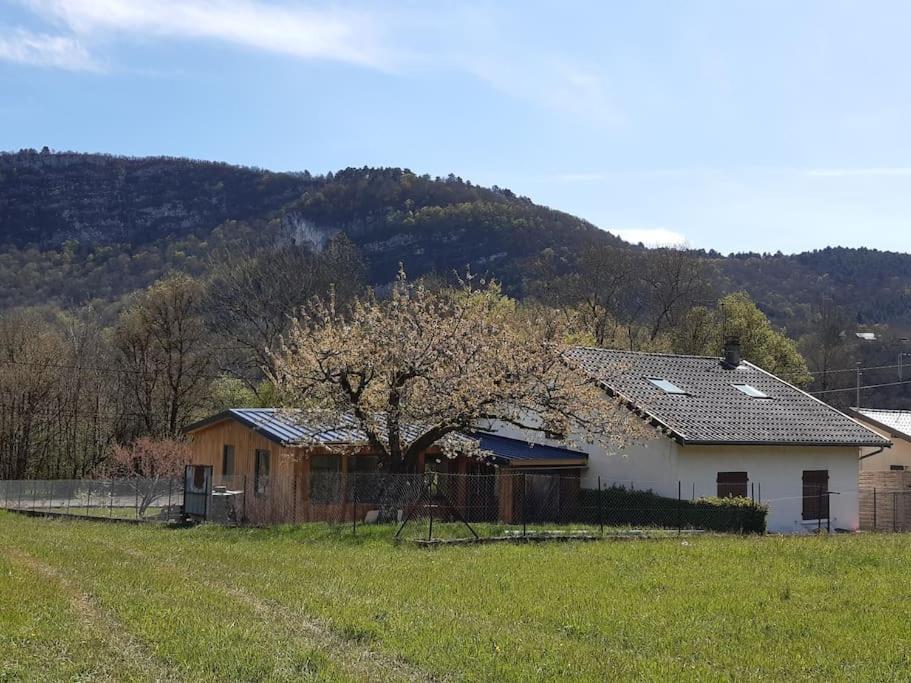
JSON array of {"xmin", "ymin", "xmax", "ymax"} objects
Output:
[{"xmin": 184, "ymin": 465, "xmax": 212, "ymax": 519}]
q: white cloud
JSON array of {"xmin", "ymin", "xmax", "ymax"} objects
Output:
[
  {"xmin": 614, "ymin": 227, "xmax": 687, "ymax": 247},
  {"xmin": 22, "ymin": 0, "xmax": 395, "ymax": 69},
  {"xmin": 0, "ymin": 28, "xmax": 100, "ymax": 71},
  {"xmin": 805, "ymin": 167, "xmax": 911, "ymax": 177}
]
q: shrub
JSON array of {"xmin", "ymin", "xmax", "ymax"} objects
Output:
[{"xmin": 578, "ymin": 486, "xmax": 767, "ymax": 534}]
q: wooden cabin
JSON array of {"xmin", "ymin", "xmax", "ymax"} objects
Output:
[{"xmin": 183, "ymin": 409, "xmax": 588, "ymax": 525}]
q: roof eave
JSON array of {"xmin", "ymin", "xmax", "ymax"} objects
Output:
[{"xmin": 680, "ymin": 438, "xmax": 892, "ymax": 448}]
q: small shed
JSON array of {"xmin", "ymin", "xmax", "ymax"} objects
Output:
[{"xmin": 183, "ymin": 409, "xmax": 588, "ymax": 524}]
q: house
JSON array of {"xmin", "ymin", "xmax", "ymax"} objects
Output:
[
  {"xmin": 491, "ymin": 341, "xmax": 890, "ymax": 533},
  {"xmin": 183, "ymin": 408, "xmax": 587, "ymax": 524},
  {"xmin": 844, "ymin": 408, "xmax": 911, "ymax": 531},
  {"xmin": 847, "ymin": 408, "xmax": 911, "ymax": 472}
]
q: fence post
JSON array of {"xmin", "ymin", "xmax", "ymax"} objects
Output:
[
  {"xmin": 168, "ymin": 478, "xmax": 173, "ymax": 518},
  {"xmin": 427, "ymin": 482, "xmax": 434, "ymax": 542},
  {"xmin": 66, "ymin": 481, "xmax": 71, "ymax": 513},
  {"xmin": 894, "ymin": 492, "xmax": 898, "ymax": 533},
  {"xmin": 677, "ymin": 480, "xmax": 682, "ymax": 536},
  {"xmin": 32, "ymin": 482, "xmax": 38, "ymax": 510},
  {"xmin": 873, "ymin": 487, "xmax": 877, "ymax": 531},
  {"xmin": 351, "ymin": 472, "xmax": 357, "ymax": 536},
  {"xmin": 293, "ymin": 470, "xmax": 299, "ymax": 525},
  {"xmin": 135, "ymin": 479, "xmax": 140, "ymax": 519},
  {"xmin": 817, "ymin": 486, "xmax": 822, "ymax": 533},
  {"xmin": 17, "ymin": 481, "xmax": 23, "ymax": 510},
  {"xmin": 242, "ymin": 475, "xmax": 247, "ymax": 524},
  {"xmin": 522, "ymin": 473, "xmax": 527, "ymax": 537},
  {"xmin": 110, "ymin": 478, "xmax": 115, "ymax": 517},
  {"xmin": 751, "ymin": 482, "xmax": 755, "ymax": 504},
  {"xmin": 758, "ymin": 482, "xmax": 761, "ymax": 505},
  {"xmin": 597, "ymin": 476, "xmax": 603, "ymax": 536}
]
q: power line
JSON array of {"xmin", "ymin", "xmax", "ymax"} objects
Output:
[
  {"xmin": 810, "ymin": 379, "xmax": 911, "ymax": 396},
  {"xmin": 809, "ymin": 362, "xmax": 902, "ymax": 376}
]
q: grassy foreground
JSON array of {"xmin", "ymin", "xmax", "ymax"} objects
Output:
[{"xmin": 2, "ymin": 512, "xmax": 911, "ymax": 681}]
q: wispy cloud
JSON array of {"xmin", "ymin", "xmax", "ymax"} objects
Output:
[
  {"xmin": 465, "ymin": 55, "xmax": 623, "ymax": 127},
  {"xmin": 0, "ymin": 28, "xmax": 100, "ymax": 71},
  {"xmin": 10, "ymin": 1, "xmax": 622, "ymax": 124},
  {"xmin": 22, "ymin": 0, "xmax": 395, "ymax": 69},
  {"xmin": 615, "ymin": 227, "xmax": 686, "ymax": 247},
  {"xmin": 805, "ymin": 167, "xmax": 911, "ymax": 177}
]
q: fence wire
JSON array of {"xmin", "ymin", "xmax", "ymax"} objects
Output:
[
  {"xmin": 197, "ymin": 471, "xmax": 769, "ymax": 539},
  {"xmin": 4, "ymin": 473, "xmax": 903, "ymax": 539},
  {"xmin": 0, "ymin": 478, "xmax": 183, "ymax": 521}
]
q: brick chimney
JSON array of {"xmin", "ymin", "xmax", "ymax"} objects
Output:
[{"xmin": 722, "ymin": 337, "xmax": 742, "ymax": 369}]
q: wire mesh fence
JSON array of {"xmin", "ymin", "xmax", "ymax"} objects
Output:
[
  {"xmin": 198, "ymin": 471, "xmax": 770, "ymax": 540},
  {"xmin": 0, "ymin": 478, "xmax": 183, "ymax": 522},
  {"xmin": 4, "ymin": 472, "xmax": 900, "ymax": 539}
]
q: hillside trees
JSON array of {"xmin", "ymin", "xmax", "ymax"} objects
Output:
[
  {"xmin": 673, "ymin": 292, "xmax": 812, "ymax": 386},
  {"xmin": 0, "ymin": 309, "xmax": 126, "ymax": 479}
]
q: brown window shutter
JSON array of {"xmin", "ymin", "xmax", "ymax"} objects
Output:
[
  {"xmin": 802, "ymin": 470, "xmax": 829, "ymax": 520},
  {"xmin": 716, "ymin": 471, "xmax": 748, "ymax": 498}
]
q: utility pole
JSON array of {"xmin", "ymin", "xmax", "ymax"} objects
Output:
[
  {"xmin": 856, "ymin": 362, "xmax": 863, "ymax": 408},
  {"xmin": 899, "ymin": 352, "xmax": 911, "ymax": 381}
]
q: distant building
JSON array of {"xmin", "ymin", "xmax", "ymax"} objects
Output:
[{"xmin": 848, "ymin": 408, "xmax": 911, "ymax": 471}]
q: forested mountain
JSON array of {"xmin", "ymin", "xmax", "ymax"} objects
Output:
[
  {"xmin": 0, "ymin": 150, "xmax": 622, "ymax": 313},
  {"xmin": 1, "ymin": 149, "xmax": 908, "ymax": 332}
]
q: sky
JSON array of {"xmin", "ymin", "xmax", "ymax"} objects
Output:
[{"xmin": 1, "ymin": 0, "xmax": 911, "ymax": 254}]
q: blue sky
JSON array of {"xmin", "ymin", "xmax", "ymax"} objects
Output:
[{"xmin": 1, "ymin": 1, "xmax": 910, "ymax": 254}]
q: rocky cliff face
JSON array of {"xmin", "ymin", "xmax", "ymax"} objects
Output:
[{"xmin": 0, "ymin": 150, "xmax": 310, "ymax": 247}]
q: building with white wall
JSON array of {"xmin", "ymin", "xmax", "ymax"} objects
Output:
[{"xmin": 490, "ymin": 342, "xmax": 890, "ymax": 533}]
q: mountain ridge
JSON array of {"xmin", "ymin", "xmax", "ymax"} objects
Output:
[{"xmin": 1, "ymin": 149, "xmax": 909, "ymax": 333}]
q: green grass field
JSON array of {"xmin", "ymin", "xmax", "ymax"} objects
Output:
[{"xmin": 2, "ymin": 511, "xmax": 911, "ymax": 681}]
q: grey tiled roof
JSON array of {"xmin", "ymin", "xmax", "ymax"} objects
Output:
[
  {"xmin": 565, "ymin": 347, "xmax": 890, "ymax": 447},
  {"xmin": 853, "ymin": 408, "xmax": 911, "ymax": 441}
]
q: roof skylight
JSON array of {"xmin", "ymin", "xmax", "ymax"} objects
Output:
[
  {"xmin": 733, "ymin": 383, "xmax": 770, "ymax": 399},
  {"xmin": 647, "ymin": 377, "xmax": 688, "ymax": 395}
]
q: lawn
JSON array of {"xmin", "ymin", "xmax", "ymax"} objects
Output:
[{"xmin": 2, "ymin": 512, "xmax": 911, "ymax": 681}]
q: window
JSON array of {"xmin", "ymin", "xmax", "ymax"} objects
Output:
[
  {"xmin": 309, "ymin": 454, "xmax": 341, "ymax": 502},
  {"xmin": 349, "ymin": 456, "xmax": 380, "ymax": 502},
  {"xmin": 733, "ymin": 383, "xmax": 771, "ymax": 399},
  {"xmin": 891, "ymin": 465, "xmax": 908, "ymax": 471},
  {"xmin": 647, "ymin": 377, "xmax": 688, "ymax": 395},
  {"xmin": 222, "ymin": 445, "xmax": 235, "ymax": 477},
  {"xmin": 254, "ymin": 449, "xmax": 270, "ymax": 495},
  {"xmin": 716, "ymin": 471, "xmax": 748, "ymax": 498},
  {"xmin": 802, "ymin": 470, "xmax": 829, "ymax": 520}
]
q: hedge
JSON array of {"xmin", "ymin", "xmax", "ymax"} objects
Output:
[{"xmin": 578, "ymin": 486, "xmax": 768, "ymax": 534}]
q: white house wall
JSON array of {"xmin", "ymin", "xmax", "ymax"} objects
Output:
[
  {"xmin": 674, "ymin": 444, "xmax": 859, "ymax": 534},
  {"xmin": 481, "ymin": 420, "xmax": 860, "ymax": 533}
]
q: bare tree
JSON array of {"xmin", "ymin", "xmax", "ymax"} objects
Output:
[
  {"xmin": 272, "ymin": 271, "xmax": 648, "ymax": 472},
  {"xmin": 205, "ymin": 235, "xmax": 365, "ymax": 390},
  {"xmin": 542, "ymin": 246, "xmax": 637, "ymax": 347},
  {"xmin": 115, "ymin": 274, "xmax": 213, "ymax": 437},
  {"xmin": 640, "ymin": 248, "xmax": 714, "ymax": 341}
]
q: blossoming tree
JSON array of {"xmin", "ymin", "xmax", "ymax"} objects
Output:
[{"xmin": 272, "ymin": 271, "xmax": 647, "ymax": 472}]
